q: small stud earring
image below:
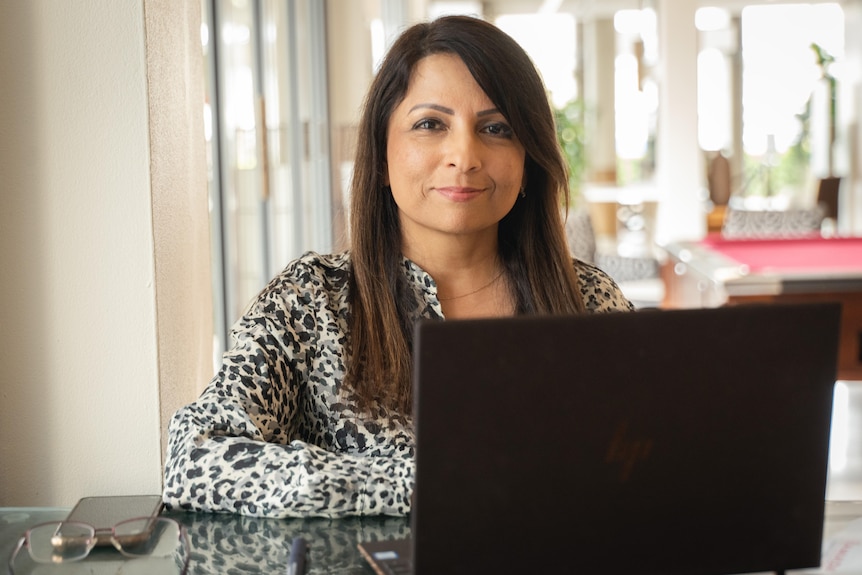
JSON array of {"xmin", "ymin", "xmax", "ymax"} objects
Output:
[{"xmin": 519, "ymin": 187, "xmax": 526, "ymax": 198}]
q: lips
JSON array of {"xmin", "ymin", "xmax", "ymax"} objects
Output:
[{"xmin": 434, "ymin": 186, "xmax": 485, "ymax": 201}]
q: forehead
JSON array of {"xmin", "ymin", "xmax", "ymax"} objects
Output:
[{"xmin": 400, "ymin": 53, "xmax": 492, "ymax": 105}]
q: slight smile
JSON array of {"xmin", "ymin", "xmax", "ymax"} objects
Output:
[{"xmin": 434, "ymin": 186, "xmax": 486, "ymax": 202}]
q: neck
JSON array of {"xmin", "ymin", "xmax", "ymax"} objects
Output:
[
  {"xmin": 401, "ymin": 229, "xmax": 499, "ymax": 279},
  {"xmin": 437, "ymin": 262, "xmax": 515, "ymax": 319},
  {"xmin": 438, "ymin": 265, "xmax": 504, "ymax": 302},
  {"xmin": 400, "ymin": 228, "xmax": 510, "ymax": 313}
]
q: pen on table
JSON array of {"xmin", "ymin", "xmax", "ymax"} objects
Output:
[{"xmin": 287, "ymin": 536, "xmax": 308, "ymax": 575}]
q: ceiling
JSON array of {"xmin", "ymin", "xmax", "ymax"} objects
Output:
[{"xmin": 482, "ymin": 0, "xmax": 848, "ymax": 19}]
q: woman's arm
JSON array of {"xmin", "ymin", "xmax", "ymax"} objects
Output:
[
  {"xmin": 163, "ymin": 398, "xmax": 414, "ymax": 517},
  {"xmin": 162, "ymin": 283, "xmax": 414, "ymax": 518}
]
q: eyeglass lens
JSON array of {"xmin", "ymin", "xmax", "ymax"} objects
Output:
[
  {"xmin": 114, "ymin": 517, "xmax": 181, "ymax": 557},
  {"xmin": 27, "ymin": 522, "xmax": 94, "ymax": 563}
]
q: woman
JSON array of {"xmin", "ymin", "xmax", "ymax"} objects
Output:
[{"xmin": 163, "ymin": 15, "xmax": 633, "ymax": 518}]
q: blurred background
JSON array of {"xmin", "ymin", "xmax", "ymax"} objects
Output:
[
  {"xmin": 201, "ymin": 0, "xmax": 859, "ymax": 351},
  {"xmin": 199, "ymin": 0, "xmax": 861, "ymax": 503}
]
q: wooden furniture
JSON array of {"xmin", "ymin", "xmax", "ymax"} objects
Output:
[{"xmin": 662, "ymin": 235, "xmax": 862, "ymax": 381}]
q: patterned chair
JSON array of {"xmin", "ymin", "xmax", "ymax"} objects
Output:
[
  {"xmin": 564, "ymin": 207, "xmax": 597, "ymax": 264},
  {"xmin": 564, "ymin": 207, "xmax": 663, "ymax": 307},
  {"xmin": 721, "ymin": 206, "xmax": 825, "ymax": 239}
]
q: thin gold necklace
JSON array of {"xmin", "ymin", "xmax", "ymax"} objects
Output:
[{"xmin": 438, "ymin": 268, "xmax": 505, "ymax": 301}]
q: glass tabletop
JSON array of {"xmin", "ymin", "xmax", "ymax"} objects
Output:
[
  {"xmin": 171, "ymin": 510, "xmax": 410, "ymax": 574},
  {"xmin": 6, "ymin": 503, "xmax": 862, "ymax": 574},
  {"xmin": 2, "ymin": 507, "xmax": 410, "ymax": 574}
]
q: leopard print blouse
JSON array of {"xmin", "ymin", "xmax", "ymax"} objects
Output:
[{"xmin": 162, "ymin": 251, "xmax": 634, "ymax": 518}]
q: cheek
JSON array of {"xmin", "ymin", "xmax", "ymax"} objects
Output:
[
  {"xmin": 498, "ymin": 154, "xmax": 526, "ymax": 190},
  {"xmin": 387, "ymin": 145, "xmax": 431, "ymax": 188}
]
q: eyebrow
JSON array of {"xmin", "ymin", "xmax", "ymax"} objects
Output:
[{"xmin": 407, "ymin": 103, "xmax": 501, "ymax": 117}]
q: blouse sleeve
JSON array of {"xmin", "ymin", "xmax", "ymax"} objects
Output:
[
  {"xmin": 162, "ymin": 296, "xmax": 414, "ymax": 518},
  {"xmin": 575, "ymin": 259, "xmax": 637, "ymax": 313}
]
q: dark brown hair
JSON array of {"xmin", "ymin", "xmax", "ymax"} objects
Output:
[{"xmin": 347, "ymin": 15, "xmax": 584, "ymax": 414}]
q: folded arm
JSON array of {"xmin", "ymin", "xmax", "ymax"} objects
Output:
[{"xmin": 162, "ymin": 316, "xmax": 414, "ymax": 518}]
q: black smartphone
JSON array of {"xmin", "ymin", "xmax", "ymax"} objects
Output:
[{"xmin": 62, "ymin": 494, "xmax": 164, "ymax": 547}]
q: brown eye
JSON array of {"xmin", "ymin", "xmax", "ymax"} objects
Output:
[
  {"xmin": 482, "ymin": 122, "xmax": 514, "ymax": 139},
  {"xmin": 413, "ymin": 119, "xmax": 444, "ymax": 131}
]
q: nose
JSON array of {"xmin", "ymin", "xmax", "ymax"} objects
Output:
[{"xmin": 444, "ymin": 128, "xmax": 482, "ymax": 173}]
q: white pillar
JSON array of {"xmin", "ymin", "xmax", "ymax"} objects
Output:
[
  {"xmin": 654, "ymin": 0, "xmax": 705, "ymax": 243},
  {"xmin": 582, "ymin": 17, "xmax": 618, "ymax": 183},
  {"xmin": 842, "ymin": 0, "xmax": 862, "ymax": 234}
]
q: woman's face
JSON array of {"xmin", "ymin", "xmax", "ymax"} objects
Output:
[{"xmin": 386, "ymin": 53, "xmax": 526, "ymax": 250}]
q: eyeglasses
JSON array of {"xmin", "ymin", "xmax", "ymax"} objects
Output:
[{"xmin": 7, "ymin": 516, "xmax": 189, "ymax": 574}]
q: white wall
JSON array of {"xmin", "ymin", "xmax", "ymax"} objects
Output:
[{"xmin": 0, "ymin": 0, "xmax": 211, "ymax": 507}]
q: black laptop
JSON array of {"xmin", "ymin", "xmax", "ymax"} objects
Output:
[{"xmin": 358, "ymin": 302, "xmax": 841, "ymax": 575}]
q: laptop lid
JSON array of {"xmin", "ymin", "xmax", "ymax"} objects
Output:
[{"xmin": 410, "ymin": 302, "xmax": 840, "ymax": 575}]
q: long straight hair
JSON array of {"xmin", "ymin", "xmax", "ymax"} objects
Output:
[{"xmin": 346, "ymin": 15, "xmax": 584, "ymax": 414}]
